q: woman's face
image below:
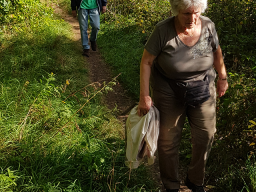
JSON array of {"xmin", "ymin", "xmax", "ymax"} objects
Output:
[{"xmin": 177, "ymin": 6, "xmax": 201, "ymax": 29}]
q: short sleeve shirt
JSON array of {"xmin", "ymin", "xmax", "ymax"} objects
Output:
[
  {"xmin": 145, "ymin": 16, "xmax": 219, "ymax": 81},
  {"xmin": 80, "ymin": 0, "xmax": 98, "ymax": 9}
]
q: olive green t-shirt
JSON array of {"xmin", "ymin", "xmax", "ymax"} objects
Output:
[
  {"xmin": 145, "ymin": 16, "xmax": 219, "ymax": 81},
  {"xmin": 80, "ymin": 0, "xmax": 98, "ymax": 9}
]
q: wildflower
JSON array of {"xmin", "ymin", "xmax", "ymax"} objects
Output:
[{"xmin": 24, "ymin": 81, "xmax": 29, "ymax": 86}]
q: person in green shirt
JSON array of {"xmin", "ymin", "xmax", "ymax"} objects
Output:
[{"xmin": 71, "ymin": 0, "xmax": 107, "ymax": 57}]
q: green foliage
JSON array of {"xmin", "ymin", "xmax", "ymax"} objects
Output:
[
  {"xmin": 241, "ymin": 156, "xmax": 256, "ymax": 192},
  {"xmin": 97, "ymin": 23, "xmax": 144, "ymax": 98},
  {"xmin": 207, "ymin": 0, "xmax": 256, "ymax": 73},
  {"xmin": 216, "ymin": 73, "xmax": 256, "ymax": 153},
  {"xmin": 98, "ymin": 0, "xmax": 170, "ymax": 98},
  {"xmin": 0, "ymin": 168, "xmax": 18, "ymax": 191},
  {"xmin": 205, "ymin": 1, "xmax": 256, "ymax": 190},
  {"xmin": 215, "ymin": 156, "xmax": 256, "ymax": 192},
  {"xmin": 207, "ymin": 74, "xmax": 256, "ymax": 191},
  {"xmin": 0, "ymin": 0, "xmax": 53, "ymax": 26},
  {"xmin": 106, "ymin": 0, "xmax": 170, "ymax": 33},
  {"xmin": 0, "ymin": 0, "xmax": 16, "ymax": 24}
]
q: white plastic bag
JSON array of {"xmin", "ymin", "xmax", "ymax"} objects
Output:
[{"xmin": 125, "ymin": 105, "xmax": 160, "ymax": 169}]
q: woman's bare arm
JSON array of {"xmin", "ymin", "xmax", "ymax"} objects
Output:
[
  {"xmin": 138, "ymin": 49, "xmax": 156, "ymax": 116},
  {"xmin": 213, "ymin": 46, "xmax": 229, "ymax": 97}
]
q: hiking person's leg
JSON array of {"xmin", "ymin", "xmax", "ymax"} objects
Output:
[
  {"xmin": 153, "ymin": 88, "xmax": 187, "ymax": 190},
  {"xmin": 89, "ymin": 8, "xmax": 100, "ymax": 51},
  {"xmin": 186, "ymin": 82, "xmax": 216, "ymax": 186},
  {"xmin": 78, "ymin": 8, "xmax": 90, "ymax": 51}
]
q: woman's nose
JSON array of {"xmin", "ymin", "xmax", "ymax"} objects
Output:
[{"xmin": 189, "ymin": 13, "xmax": 196, "ymax": 22}]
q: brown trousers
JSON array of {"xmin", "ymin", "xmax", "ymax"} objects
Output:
[{"xmin": 153, "ymin": 81, "xmax": 216, "ymax": 190}]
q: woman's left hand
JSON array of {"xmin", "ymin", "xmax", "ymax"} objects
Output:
[
  {"xmin": 213, "ymin": 46, "xmax": 229, "ymax": 98},
  {"xmin": 217, "ymin": 79, "xmax": 228, "ymax": 97}
]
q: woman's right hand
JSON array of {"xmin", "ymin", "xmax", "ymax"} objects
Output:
[
  {"xmin": 137, "ymin": 96, "xmax": 153, "ymax": 116},
  {"xmin": 138, "ymin": 49, "xmax": 156, "ymax": 116}
]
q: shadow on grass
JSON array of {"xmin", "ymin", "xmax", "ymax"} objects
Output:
[
  {"xmin": 0, "ymin": 33, "xmax": 87, "ymax": 90},
  {"xmin": 0, "ymin": 26, "xmax": 159, "ymax": 191},
  {"xmin": 97, "ymin": 24, "xmax": 148, "ymax": 100}
]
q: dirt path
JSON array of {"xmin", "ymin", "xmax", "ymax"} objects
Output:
[
  {"xmin": 53, "ymin": 5, "xmax": 135, "ymax": 116},
  {"xmin": 53, "ymin": 5, "xmax": 212, "ymax": 192}
]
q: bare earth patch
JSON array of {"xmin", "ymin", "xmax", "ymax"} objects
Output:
[{"xmin": 54, "ymin": 5, "xmax": 213, "ymax": 192}]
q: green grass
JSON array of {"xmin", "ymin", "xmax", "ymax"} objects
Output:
[
  {"xmin": 97, "ymin": 22, "xmax": 145, "ymax": 100},
  {"xmin": 0, "ymin": 0, "xmax": 159, "ymax": 191}
]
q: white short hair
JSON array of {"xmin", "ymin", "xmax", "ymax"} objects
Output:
[{"xmin": 169, "ymin": 0, "xmax": 208, "ymax": 16}]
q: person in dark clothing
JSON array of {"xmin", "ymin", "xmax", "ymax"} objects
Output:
[{"xmin": 71, "ymin": 0, "xmax": 107, "ymax": 57}]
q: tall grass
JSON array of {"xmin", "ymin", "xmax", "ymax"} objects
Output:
[
  {"xmin": 0, "ymin": 0, "xmax": 159, "ymax": 191},
  {"xmin": 97, "ymin": 0, "xmax": 170, "ymax": 99}
]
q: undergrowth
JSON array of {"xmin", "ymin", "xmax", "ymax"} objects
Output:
[
  {"xmin": 97, "ymin": 0, "xmax": 170, "ymax": 99},
  {"xmin": 0, "ymin": 0, "xmax": 159, "ymax": 191}
]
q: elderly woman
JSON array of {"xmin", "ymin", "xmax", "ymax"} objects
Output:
[{"xmin": 137, "ymin": 0, "xmax": 228, "ymax": 192}]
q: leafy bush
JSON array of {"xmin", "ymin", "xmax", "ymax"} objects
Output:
[
  {"xmin": 98, "ymin": 0, "xmax": 170, "ymax": 98},
  {"xmin": 106, "ymin": 0, "xmax": 170, "ymax": 34},
  {"xmin": 205, "ymin": 1, "xmax": 256, "ymax": 190},
  {"xmin": 207, "ymin": 0, "xmax": 256, "ymax": 73},
  {"xmin": 241, "ymin": 156, "xmax": 256, "ymax": 192}
]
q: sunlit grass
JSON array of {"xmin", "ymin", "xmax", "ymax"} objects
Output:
[{"xmin": 0, "ymin": 0, "xmax": 160, "ymax": 191}]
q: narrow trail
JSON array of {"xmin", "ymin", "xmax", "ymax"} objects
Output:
[
  {"xmin": 53, "ymin": 5, "xmax": 212, "ymax": 192},
  {"xmin": 54, "ymin": 5, "xmax": 135, "ymax": 116}
]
